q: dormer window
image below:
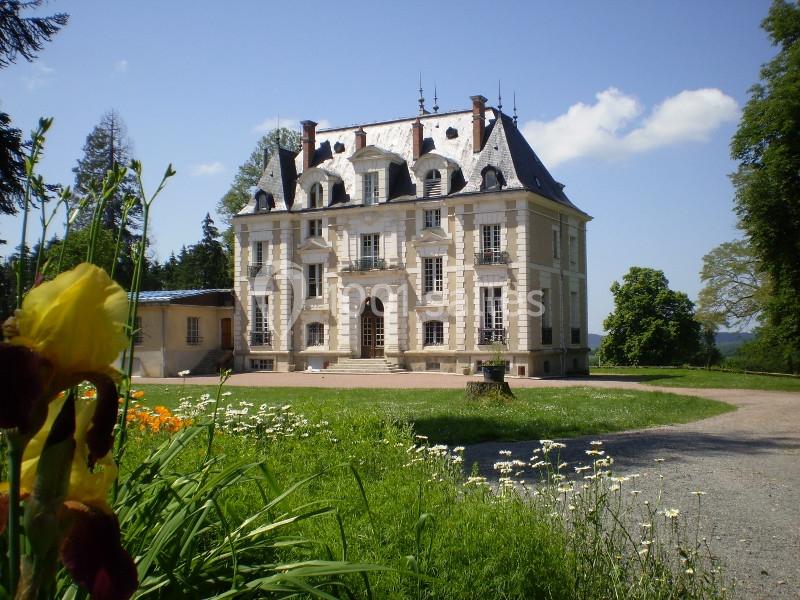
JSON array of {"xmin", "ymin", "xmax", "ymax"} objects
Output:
[
  {"xmin": 423, "ymin": 170, "xmax": 442, "ymax": 197},
  {"xmin": 482, "ymin": 167, "xmax": 502, "ymax": 191},
  {"xmin": 254, "ymin": 190, "xmax": 273, "ymax": 211},
  {"xmin": 309, "ymin": 182, "xmax": 323, "ymax": 209},
  {"xmin": 363, "ymin": 172, "xmax": 379, "ymax": 205}
]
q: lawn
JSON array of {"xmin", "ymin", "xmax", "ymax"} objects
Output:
[
  {"xmin": 113, "ymin": 384, "xmax": 733, "ymax": 598},
  {"xmin": 591, "ymin": 366, "xmax": 800, "ymax": 391},
  {"xmin": 135, "ymin": 384, "xmax": 734, "ymax": 445}
]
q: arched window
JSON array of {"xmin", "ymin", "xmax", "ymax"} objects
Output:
[
  {"xmin": 423, "ymin": 320, "xmax": 444, "ymax": 346},
  {"xmin": 481, "ymin": 166, "xmax": 503, "ymax": 191},
  {"xmin": 309, "ymin": 182, "xmax": 323, "ymax": 209},
  {"xmin": 423, "ymin": 169, "xmax": 442, "ymax": 197},
  {"xmin": 307, "ymin": 322, "xmax": 324, "ymax": 346}
]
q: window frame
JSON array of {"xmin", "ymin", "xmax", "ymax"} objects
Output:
[
  {"xmin": 423, "ymin": 169, "xmax": 443, "ymax": 197},
  {"xmin": 307, "ymin": 322, "xmax": 325, "ymax": 346},
  {"xmin": 423, "ymin": 208, "xmax": 441, "ymax": 229},
  {"xmin": 482, "ymin": 287, "xmax": 503, "ymax": 330},
  {"xmin": 363, "ymin": 172, "xmax": 379, "ymax": 205},
  {"xmin": 252, "ymin": 296, "xmax": 268, "ymax": 333},
  {"xmin": 309, "ymin": 182, "xmax": 323, "ymax": 209},
  {"xmin": 308, "ymin": 219, "xmax": 323, "ymax": 238},
  {"xmin": 133, "ymin": 315, "xmax": 143, "ymax": 345},
  {"xmin": 423, "ymin": 256, "xmax": 443, "ymax": 293},
  {"xmin": 423, "ymin": 320, "xmax": 444, "ymax": 346},
  {"xmin": 186, "ymin": 316, "xmax": 201, "ymax": 345},
  {"xmin": 307, "ymin": 263, "xmax": 323, "ymax": 299}
]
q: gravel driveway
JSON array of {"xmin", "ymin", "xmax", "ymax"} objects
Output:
[{"xmin": 140, "ymin": 373, "xmax": 800, "ymax": 598}]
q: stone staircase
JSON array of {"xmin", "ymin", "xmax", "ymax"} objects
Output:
[
  {"xmin": 191, "ymin": 349, "xmax": 234, "ymax": 375},
  {"xmin": 320, "ymin": 358, "xmax": 406, "ymax": 374}
]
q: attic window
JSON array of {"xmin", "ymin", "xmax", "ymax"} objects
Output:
[
  {"xmin": 255, "ymin": 190, "xmax": 272, "ymax": 211},
  {"xmin": 309, "ymin": 183, "xmax": 323, "ymax": 209},
  {"xmin": 334, "ymin": 141, "xmax": 345, "ymax": 153},
  {"xmin": 482, "ymin": 167, "xmax": 501, "ymax": 191},
  {"xmin": 423, "ymin": 170, "xmax": 442, "ymax": 197},
  {"xmin": 445, "ymin": 127, "xmax": 458, "ymax": 139},
  {"xmin": 534, "ymin": 176, "xmax": 542, "ymax": 187}
]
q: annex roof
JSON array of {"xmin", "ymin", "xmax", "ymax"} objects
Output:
[{"xmin": 135, "ymin": 289, "xmax": 234, "ymax": 306}]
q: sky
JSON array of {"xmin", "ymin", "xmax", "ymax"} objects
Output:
[{"xmin": 0, "ymin": 0, "xmax": 776, "ymax": 332}]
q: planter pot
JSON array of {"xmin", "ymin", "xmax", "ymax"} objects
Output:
[{"xmin": 482, "ymin": 365, "xmax": 505, "ymax": 383}]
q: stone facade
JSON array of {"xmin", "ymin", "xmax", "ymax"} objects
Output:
[{"xmin": 233, "ymin": 96, "xmax": 591, "ymax": 376}]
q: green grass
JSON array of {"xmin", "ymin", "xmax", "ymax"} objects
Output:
[
  {"xmin": 591, "ymin": 366, "xmax": 800, "ymax": 391},
  {"xmin": 135, "ymin": 385, "xmax": 734, "ymax": 445},
  {"xmin": 118, "ymin": 383, "xmax": 732, "ymax": 598}
]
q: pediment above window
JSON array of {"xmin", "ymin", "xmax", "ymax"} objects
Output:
[
  {"xmin": 348, "ymin": 145, "xmax": 404, "ymax": 164},
  {"xmin": 298, "ymin": 236, "xmax": 333, "ymax": 255},
  {"xmin": 410, "ymin": 227, "xmax": 452, "ymax": 247},
  {"xmin": 297, "ymin": 168, "xmax": 342, "ymax": 210},
  {"xmin": 410, "ymin": 152, "xmax": 458, "ymax": 175}
]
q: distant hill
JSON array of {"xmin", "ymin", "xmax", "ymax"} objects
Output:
[{"xmin": 587, "ymin": 331, "xmax": 754, "ymax": 354}]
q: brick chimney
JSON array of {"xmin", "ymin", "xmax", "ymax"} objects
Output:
[
  {"xmin": 412, "ymin": 118, "xmax": 423, "ymax": 161},
  {"xmin": 470, "ymin": 95, "xmax": 487, "ymax": 153},
  {"xmin": 354, "ymin": 126, "xmax": 367, "ymax": 151},
  {"xmin": 301, "ymin": 120, "xmax": 317, "ymax": 170}
]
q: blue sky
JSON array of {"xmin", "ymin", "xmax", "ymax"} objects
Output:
[{"xmin": 0, "ymin": 0, "xmax": 775, "ymax": 332}]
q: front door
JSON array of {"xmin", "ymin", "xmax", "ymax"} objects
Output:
[
  {"xmin": 360, "ymin": 297, "xmax": 384, "ymax": 358},
  {"xmin": 220, "ymin": 318, "xmax": 233, "ymax": 350}
]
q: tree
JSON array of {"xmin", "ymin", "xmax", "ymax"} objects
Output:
[
  {"xmin": 72, "ymin": 110, "xmax": 140, "ymax": 233},
  {"xmin": 216, "ymin": 127, "xmax": 301, "ymax": 227},
  {"xmin": 730, "ymin": 0, "xmax": 800, "ymax": 368},
  {"xmin": 190, "ymin": 213, "xmax": 229, "ymax": 289},
  {"xmin": 0, "ymin": 0, "xmax": 68, "ymax": 214},
  {"xmin": 598, "ymin": 267, "xmax": 701, "ymax": 366},
  {"xmin": 696, "ymin": 239, "xmax": 767, "ymax": 330}
]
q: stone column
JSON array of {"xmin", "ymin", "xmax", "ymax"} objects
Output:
[
  {"xmin": 454, "ymin": 205, "xmax": 467, "ymax": 351},
  {"xmin": 279, "ymin": 220, "xmax": 293, "ymax": 352},
  {"xmin": 384, "ymin": 284, "xmax": 400, "ymax": 354}
]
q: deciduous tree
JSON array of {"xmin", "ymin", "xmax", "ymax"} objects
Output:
[{"xmin": 598, "ymin": 267, "xmax": 701, "ymax": 366}]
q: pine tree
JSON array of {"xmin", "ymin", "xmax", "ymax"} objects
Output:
[
  {"xmin": 195, "ymin": 213, "xmax": 229, "ymax": 288},
  {"xmin": 72, "ymin": 110, "xmax": 140, "ymax": 234}
]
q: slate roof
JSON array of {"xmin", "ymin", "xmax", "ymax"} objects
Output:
[
  {"xmin": 135, "ymin": 289, "xmax": 233, "ymax": 305},
  {"xmin": 239, "ymin": 105, "xmax": 587, "ymax": 217}
]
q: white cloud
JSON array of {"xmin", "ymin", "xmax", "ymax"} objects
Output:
[
  {"xmin": 24, "ymin": 62, "xmax": 54, "ymax": 91},
  {"xmin": 190, "ymin": 161, "xmax": 225, "ymax": 176},
  {"xmin": 521, "ymin": 87, "xmax": 739, "ymax": 167},
  {"xmin": 113, "ymin": 59, "xmax": 128, "ymax": 73},
  {"xmin": 251, "ymin": 117, "xmax": 331, "ymax": 134}
]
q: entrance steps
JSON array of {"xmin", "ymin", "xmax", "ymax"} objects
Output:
[{"xmin": 321, "ymin": 358, "xmax": 407, "ymax": 374}]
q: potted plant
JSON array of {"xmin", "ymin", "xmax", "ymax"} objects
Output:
[{"xmin": 483, "ymin": 341, "xmax": 506, "ymax": 383}]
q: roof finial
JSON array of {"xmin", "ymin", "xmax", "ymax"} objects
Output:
[
  {"xmin": 513, "ymin": 91, "xmax": 518, "ymax": 127},
  {"xmin": 497, "ymin": 80, "xmax": 503, "ymax": 113},
  {"xmin": 433, "ymin": 83, "xmax": 439, "ymax": 114},
  {"xmin": 418, "ymin": 74, "xmax": 427, "ymax": 115}
]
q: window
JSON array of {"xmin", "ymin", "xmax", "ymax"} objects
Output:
[
  {"xmin": 423, "ymin": 257, "xmax": 443, "ymax": 293},
  {"xmin": 251, "ymin": 297, "xmax": 270, "ymax": 345},
  {"xmin": 307, "ymin": 264, "xmax": 323, "ymax": 298},
  {"xmin": 250, "ymin": 358, "xmax": 274, "ymax": 371},
  {"xmin": 481, "ymin": 287, "xmax": 504, "ymax": 343},
  {"xmin": 424, "ymin": 321, "xmax": 444, "ymax": 346},
  {"xmin": 307, "ymin": 322, "xmax": 325, "ymax": 346},
  {"xmin": 308, "ymin": 219, "xmax": 322, "ymax": 238},
  {"xmin": 423, "ymin": 170, "xmax": 442, "ymax": 197},
  {"xmin": 482, "ymin": 224, "xmax": 501, "ymax": 252},
  {"xmin": 363, "ymin": 172, "xmax": 379, "ymax": 205},
  {"xmin": 482, "ymin": 167, "xmax": 501, "ymax": 191},
  {"xmin": 186, "ymin": 317, "xmax": 201, "ymax": 345},
  {"xmin": 254, "ymin": 241, "xmax": 263, "ymax": 265},
  {"xmin": 309, "ymin": 182, "xmax": 323, "ymax": 209},
  {"xmin": 423, "ymin": 208, "xmax": 441, "ymax": 229},
  {"xmin": 361, "ymin": 233, "xmax": 380, "ymax": 268},
  {"xmin": 569, "ymin": 235, "xmax": 578, "ymax": 268},
  {"xmin": 133, "ymin": 316, "xmax": 143, "ymax": 345},
  {"xmin": 552, "ymin": 228, "xmax": 560, "ymax": 259},
  {"xmin": 570, "ymin": 291, "xmax": 580, "ymax": 344},
  {"xmin": 541, "ymin": 288, "xmax": 552, "ymax": 345}
]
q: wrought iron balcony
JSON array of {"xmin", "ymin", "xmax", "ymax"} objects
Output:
[
  {"xmin": 478, "ymin": 327, "xmax": 507, "ymax": 345},
  {"xmin": 248, "ymin": 264, "xmax": 263, "ymax": 278},
  {"xmin": 342, "ymin": 257, "xmax": 387, "ymax": 272},
  {"xmin": 571, "ymin": 327, "xmax": 581, "ymax": 345},
  {"xmin": 474, "ymin": 249, "xmax": 510, "ymax": 265},
  {"xmin": 250, "ymin": 331, "xmax": 272, "ymax": 346},
  {"xmin": 541, "ymin": 327, "xmax": 553, "ymax": 345}
]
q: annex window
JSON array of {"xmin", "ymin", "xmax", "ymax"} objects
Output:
[
  {"xmin": 133, "ymin": 316, "xmax": 143, "ymax": 345},
  {"xmin": 423, "ymin": 170, "xmax": 442, "ymax": 197},
  {"xmin": 363, "ymin": 172, "xmax": 379, "ymax": 205},
  {"xmin": 423, "ymin": 208, "xmax": 441, "ymax": 229},
  {"xmin": 307, "ymin": 322, "xmax": 325, "ymax": 346},
  {"xmin": 423, "ymin": 320, "xmax": 444, "ymax": 346},
  {"xmin": 307, "ymin": 264, "xmax": 323, "ymax": 298},
  {"xmin": 423, "ymin": 257, "xmax": 443, "ymax": 293},
  {"xmin": 186, "ymin": 317, "xmax": 201, "ymax": 345},
  {"xmin": 308, "ymin": 219, "xmax": 322, "ymax": 238},
  {"xmin": 309, "ymin": 182, "xmax": 323, "ymax": 209}
]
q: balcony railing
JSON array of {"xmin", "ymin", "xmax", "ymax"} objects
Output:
[
  {"xmin": 541, "ymin": 327, "xmax": 553, "ymax": 345},
  {"xmin": 342, "ymin": 257, "xmax": 387, "ymax": 272},
  {"xmin": 248, "ymin": 264, "xmax": 263, "ymax": 278},
  {"xmin": 479, "ymin": 327, "xmax": 507, "ymax": 345},
  {"xmin": 571, "ymin": 327, "xmax": 581, "ymax": 345},
  {"xmin": 474, "ymin": 249, "xmax": 510, "ymax": 265},
  {"xmin": 250, "ymin": 331, "xmax": 272, "ymax": 346}
]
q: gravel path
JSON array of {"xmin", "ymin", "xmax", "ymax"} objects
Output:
[{"xmin": 139, "ymin": 373, "xmax": 800, "ymax": 598}]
